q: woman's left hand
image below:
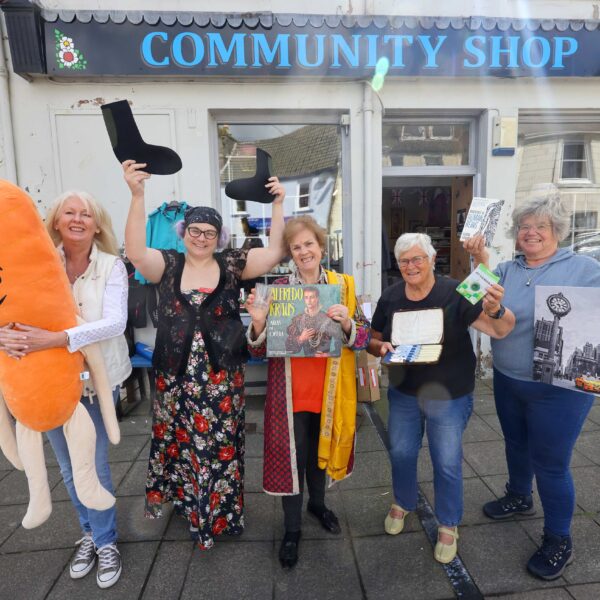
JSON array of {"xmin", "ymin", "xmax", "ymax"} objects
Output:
[
  {"xmin": 265, "ymin": 176, "xmax": 285, "ymax": 204},
  {"xmin": 0, "ymin": 323, "xmax": 67, "ymax": 357},
  {"xmin": 483, "ymin": 283, "xmax": 504, "ymax": 317}
]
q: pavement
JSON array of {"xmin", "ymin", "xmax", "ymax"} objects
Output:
[{"xmin": 1, "ymin": 379, "xmax": 600, "ymax": 599}]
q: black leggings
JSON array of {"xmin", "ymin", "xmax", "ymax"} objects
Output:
[{"xmin": 282, "ymin": 411, "xmax": 326, "ymax": 532}]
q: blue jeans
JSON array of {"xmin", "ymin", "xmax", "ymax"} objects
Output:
[
  {"xmin": 493, "ymin": 369, "xmax": 594, "ymax": 537},
  {"xmin": 46, "ymin": 387, "xmax": 119, "ymax": 548},
  {"xmin": 387, "ymin": 387, "xmax": 473, "ymax": 526}
]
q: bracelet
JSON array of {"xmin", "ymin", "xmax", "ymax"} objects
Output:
[{"xmin": 487, "ymin": 305, "xmax": 506, "ymax": 320}]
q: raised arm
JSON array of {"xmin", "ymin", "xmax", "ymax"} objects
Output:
[
  {"xmin": 462, "ymin": 233, "xmax": 490, "ymax": 268},
  {"xmin": 470, "ymin": 283, "xmax": 515, "ymax": 339},
  {"xmin": 242, "ymin": 177, "xmax": 285, "ymax": 280},
  {"xmin": 123, "ymin": 160, "xmax": 166, "ymax": 284}
]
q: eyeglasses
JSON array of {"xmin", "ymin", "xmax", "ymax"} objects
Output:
[
  {"xmin": 187, "ymin": 226, "xmax": 218, "ymax": 240},
  {"xmin": 518, "ymin": 223, "xmax": 551, "ymax": 233},
  {"xmin": 398, "ymin": 255, "xmax": 427, "ymax": 268}
]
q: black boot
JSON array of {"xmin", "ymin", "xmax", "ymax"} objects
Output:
[
  {"xmin": 225, "ymin": 148, "xmax": 274, "ymax": 204},
  {"xmin": 279, "ymin": 531, "xmax": 301, "ymax": 569},
  {"xmin": 101, "ymin": 100, "xmax": 182, "ymax": 175}
]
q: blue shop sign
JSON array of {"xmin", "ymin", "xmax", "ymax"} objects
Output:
[{"xmin": 16, "ymin": 13, "xmax": 600, "ymax": 78}]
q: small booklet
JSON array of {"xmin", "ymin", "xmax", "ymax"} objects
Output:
[
  {"xmin": 265, "ymin": 284, "xmax": 342, "ymax": 358},
  {"xmin": 382, "ymin": 308, "xmax": 443, "ymax": 365},
  {"xmin": 459, "ymin": 197, "xmax": 505, "ymax": 245},
  {"xmin": 456, "ymin": 264, "xmax": 500, "ymax": 305}
]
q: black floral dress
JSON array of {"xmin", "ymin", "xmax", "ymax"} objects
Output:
[{"xmin": 145, "ymin": 249, "xmax": 248, "ymax": 550}]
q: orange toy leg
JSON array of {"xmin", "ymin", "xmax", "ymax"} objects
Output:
[
  {"xmin": 16, "ymin": 422, "xmax": 52, "ymax": 529},
  {"xmin": 62, "ymin": 402, "xmax": 115, "ymax": 511}
]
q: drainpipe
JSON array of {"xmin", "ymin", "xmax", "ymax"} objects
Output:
[
  {"xmin": 362, "ymin": 81, "xmax": 374, "ymax": 296},
  {"xmin": 0, "ymin": 13, "xmax": 17, "ymax": 183}
]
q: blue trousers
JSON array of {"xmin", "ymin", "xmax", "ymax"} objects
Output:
[
  {"xmin": 46, "ymin": 387, "xmax": 119, "ymax": 548},
  {"xmin": 493, "ymin": 369, "xmax": 594, "ymax": 536},
  {"xmin": 388, "ymin": 388, "xmax": 473, "ymax": 526}
]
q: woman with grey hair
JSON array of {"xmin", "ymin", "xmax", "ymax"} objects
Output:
[
  {"xmin": 368, "ymin": 232, "xmax": 514, "ymax": 564},
  {"xmin": 465, "ymin": 185, "xmax": 600, "ymax": 580}
]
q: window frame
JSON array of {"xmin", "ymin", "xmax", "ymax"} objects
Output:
[
  {"xmin": 557, "ymin": 138, "xmax": 593, "ymax": 186},
  {"xmin": 382, "ymin": 116, "xmax": 477, "ymax": 177}
]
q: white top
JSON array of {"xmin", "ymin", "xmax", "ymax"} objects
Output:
[{"xmin": 64, "ymin": 259, "xmax": 128, "ymax": 353}]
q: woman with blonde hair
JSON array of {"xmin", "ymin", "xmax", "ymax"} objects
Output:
[{"xmin": 0, "ymin": 190, "xmax": 131, "ymax": 588}]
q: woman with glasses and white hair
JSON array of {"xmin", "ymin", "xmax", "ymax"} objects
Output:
[
  {"xmin": 464, "ymin": 184, "xmax": 600, "ymax": 580},
  {"xmin": 123, "ymin": 160, "xmax": 285, "ymax": 550},
  {"xmin": 368, "ymin": 232, "xmax": 514, "ymax": 564}
]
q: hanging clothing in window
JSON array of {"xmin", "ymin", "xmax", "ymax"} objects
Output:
[{"xmin": 135, "ymin": 201, "xmax": 188, "ymax": 284}]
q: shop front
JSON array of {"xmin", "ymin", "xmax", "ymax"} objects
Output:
[{"xmin": 2, "ymin": 2, "xmax": 600, "ymax": 371}]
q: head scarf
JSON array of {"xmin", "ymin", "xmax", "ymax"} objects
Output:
[{"xmin": 183, "ymin": 206, "xmax": 222, "ymax": 234}]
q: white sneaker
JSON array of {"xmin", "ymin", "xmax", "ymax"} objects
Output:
[
  {"xmin": 70, "ymin": 535, "xmax": 96, "ymax": 579},
  {"xmin": 96, "ymin": 543, "xmax": 122, "ymax": 589}
]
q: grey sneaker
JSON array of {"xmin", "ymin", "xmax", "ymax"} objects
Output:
[
  {"xmin": 96, "ymin": 543, "xmax": 122, "ymax": 589},
  {"xmin": 70, "ymin": 535, "xmax": 96, "ymax": 579}
]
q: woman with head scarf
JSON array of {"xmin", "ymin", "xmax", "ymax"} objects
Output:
[{"xmin": 123, "ymin": 159, "xmax": 285, "ymax": 550}]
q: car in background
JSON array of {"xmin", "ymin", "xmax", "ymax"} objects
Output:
[
  {"xmin": 570, "ymin": 232, "xmax": 600, "ymax": 262},
  {"xmin": 582, "ymin": 378, "xmax": 600, "ymax": 393}
]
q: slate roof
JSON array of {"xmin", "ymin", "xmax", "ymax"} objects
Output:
[{"xmin": 220, "ymin": 125, "xmax": 340, "ymax": 183}]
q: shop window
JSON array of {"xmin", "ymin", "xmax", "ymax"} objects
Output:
[
  {"xmin": 383, "ymin": 120, "xmax": 472, "ymax": 170},
  {"xmin": 560, "ymin": 141, "xmax": 591, "ymax": 183},
  {"xmin": 516, "ymin": 116, "xmax": 600, "ymax": 261},
  {"xmin": 217, "ymin": 122, "xmax": 345, "ymax": 274}
]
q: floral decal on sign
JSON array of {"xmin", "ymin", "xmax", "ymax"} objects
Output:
[{"xmin": 54, "ymin": 29, "xmax": 87, "ymax": 70}]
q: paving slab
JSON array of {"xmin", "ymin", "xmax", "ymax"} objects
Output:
[
  {"xmin": 572, "ymin": 465, "xmax": 600, "ymax": 513},
  {"xmin": 116, "ymin": 460, "xmax": 150, "ymax": 497},
  {"xmin": 116, "ymin": 496, "xmax": 172, "ymax": 543},
  {"xmin": 463, "ymin": 440, "xmax": 510, "ymax": 476},
  {"xmin": 463, "ymin": 413, "xmax": 503, "ymax": 443},
  {"xmin": 341, "ymin": 486, "xmax": 422, "ymax": 537},
  {"xmin": 181, "ymin": 541, "xmax": 273, "ymax": 600},
  {"xmin": 492, "ymin": 589, "xmax": 573, "ymax": 599},
  {"xmin": 0, "ymin": 503, "xmax": 24, "ymax": 547},
  {"xmin": 220, "ymin": 492, "xmax": 276, "ymax": 542},
  {"xmin": 1, "ymin": 501, "xmax": 82, "ymax": 552},
  {"xmin": 568, "ymin": 582, "xmax": 600, "ymax": 599},
  {"xmin": 109, "ymin": 435, "xmax": 150, "ymax": 463},
  {"xmin": 47, "ymin": 541, "xmax": 159, "ymax": 600},
  {"xmin": 141, "ymin": 541, "xmax": 194, "ymax": 600},
  {"xmin": 420, "ymin": 476, "xmax": 501, "ymax": 526},
  {"xmin": 356, "ymin": 425, "xmax": 387, "ymax": 453},
  {"xmin": 243, "ymin": 456, "xmax": 264, "ymax": 493},
  {"xmin": 339, "ymin": 450, "xmax": 392, "ymax": 490},
  {"xmin": 472, "ymin": 394, "xmax": 497, "ymax": 416},
  {"xmin": 354, "ymin": 531, "xmax": 454, "ymax": 600},
  {"xmin": 0, "ymin": 466, "xmax": 62, "ymax": 506},
  {"xmin": 575, "ymin": 430, "xmax": 600, "ymax": 464},
  {"xmin": 117, "ymin": 416, "xmax": 153, "ymax": 437},
  {"xmin": 458, "ymin": 521, "xmax": 564, "ymax": 596},
  {"xmin": 0, "ymin": 548, "xmax": 72, "ymax": 600},
  {"xmin": 273, "ymin": 538, "xmax": 363, "ymax": 600},
  {"xmin": 244, "ymin": 432, "xmax": 264, "ymax": 458}
]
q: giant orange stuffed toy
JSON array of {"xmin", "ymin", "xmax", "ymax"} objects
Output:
[{"xmin": 0, "ymin": 180, "xmax": 120, "ymax": 529}]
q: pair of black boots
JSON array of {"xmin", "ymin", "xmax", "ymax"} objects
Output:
[{"xmin": 101, "ymin": 100, "xmax": 274, "ymax": 203}]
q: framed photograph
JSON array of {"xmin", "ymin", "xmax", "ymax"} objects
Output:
[{"xmin": 409, "ymin": 220, "xmax": 423, "ymax": 232}]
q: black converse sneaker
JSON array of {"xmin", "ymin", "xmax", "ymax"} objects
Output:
[
  {"xmin": 96, "ymin": 543, "xmax": 122, "ymax": 589},
  {"xmin": 69, "ymin": 535, "xmax": 96, "ymax": 579},
  {"xmin": 527, "ymin": 529, "xmax": 573, "ymax": 580},
  {"xmin": 483, "ymin": 486, "xmax": 536, "ymax": 519}
]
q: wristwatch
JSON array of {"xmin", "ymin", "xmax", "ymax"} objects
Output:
[{"xmin": 488, "ymin": 304, "xmax": 506, "ymax": 320}]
